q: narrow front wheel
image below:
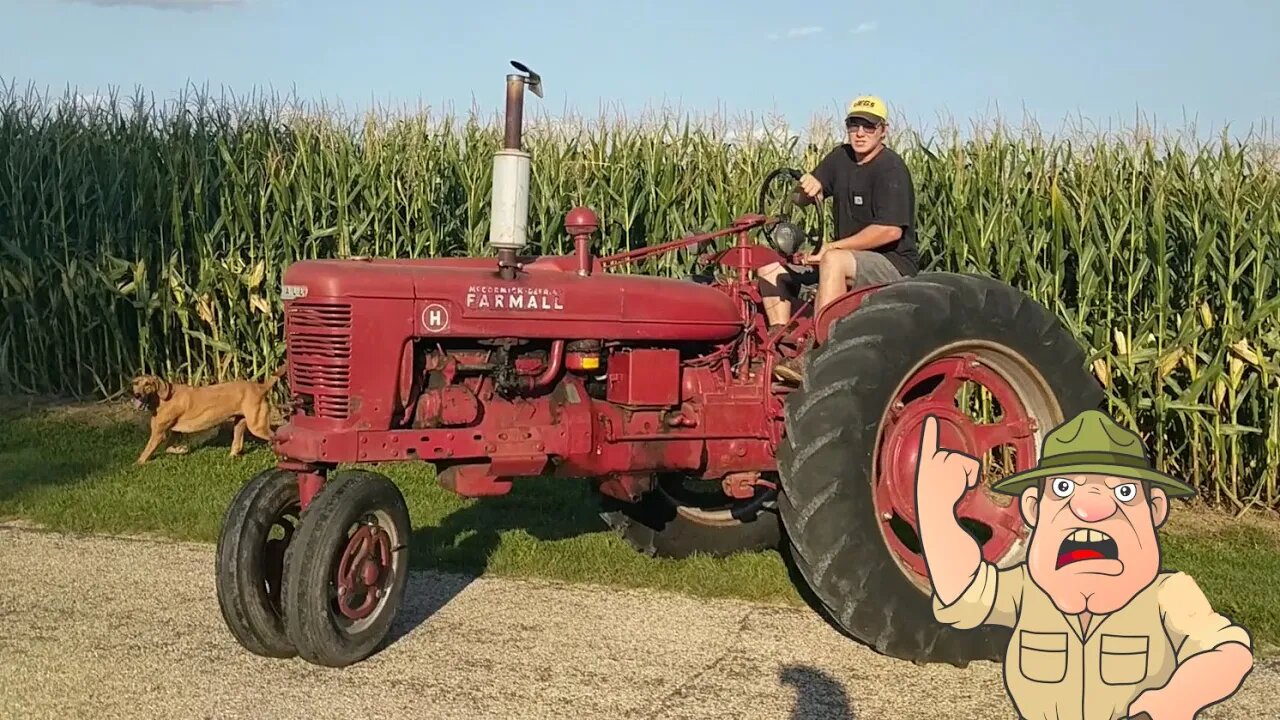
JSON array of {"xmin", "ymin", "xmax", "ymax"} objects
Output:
[
  {"xmin": 214, "ymin": 468, "xmax": 301, "ymax": 658},
  {"xmin": 281, "ymin": 470, "xmax": 411, "ymax": 668}
]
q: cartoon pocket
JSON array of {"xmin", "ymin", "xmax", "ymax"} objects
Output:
[
  {"xmin": 1018, "ymin": 630, "xmax": 1068, "ymax": 683},
  {"xmin": 1099, "ymin": 634, "xmax": 1149, "ymax": 685}
]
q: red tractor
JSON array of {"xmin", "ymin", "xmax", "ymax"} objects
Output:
[{"xmin": 214, "ymin": 62, "xmax": 1104, "ymax": 669}]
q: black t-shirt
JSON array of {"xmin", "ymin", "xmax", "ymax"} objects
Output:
[{"xmin": 810, "ymin": 143, "xmax": 919, "ymax": 276}]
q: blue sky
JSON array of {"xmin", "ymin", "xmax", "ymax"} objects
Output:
[{"xmin": 2, "ymin": 0, "xmax": 1277, "ymax": 140}]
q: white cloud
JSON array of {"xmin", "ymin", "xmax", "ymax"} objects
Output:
[
  {"xmin": 852, "ymin": 21, "xmax": 878, "ymax": 34},
  {"xmin": 787, "ymin": 26, "xmax": 824, "ymax": 37},
  {"xmin": 62, "ymin": 0, "xmax": 244, "ymax": 10},
  {"xmin": 768, "ymin": 26, "xmax": 824, "ymax": 40}
]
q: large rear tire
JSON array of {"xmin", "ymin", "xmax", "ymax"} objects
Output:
[
  {"xmin": 777, "ymin": 272, "xmax": 1105, "ymax": 666},
  {"xmin": 600, "ymin": 474, "xmax": 782, "ymax": 559}
]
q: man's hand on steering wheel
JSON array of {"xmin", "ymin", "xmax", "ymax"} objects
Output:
[
  {"xmin": 801, "ymin": 243, "xmax": 827, "ymax": 266},
  {"xmin": 797, "ymin": 173, "xmax": 824, "ymax": 200},
  {"xmin": 791, "ymin": 173, "xmax": 828, "ymax": 264}
]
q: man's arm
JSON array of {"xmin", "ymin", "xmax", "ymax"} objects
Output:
[
  {"xmin": 920, "ymin": 489, "xmax": 1024, "ymax": 630},
  {"xmin": 916, "ymin": 416, "xmax": 1022, "ymax": 628},
  {"xmin": 792, "ymin": 146, "xmax": 843, "ymax": 206},
  {"xmin": 828, "ymin": 224, "xmax": 902, "ymax": 252},
  {"xmin": 1130, "ymin": 572, "xmax": 1254, "ymax": 717},
  {"xmin": 1136, "ymin": 643, "xmax": 1252, "ymax": 711},
  {"xmin": 918, "ymin": 485, "xmax": 982, "ymax": 606}
]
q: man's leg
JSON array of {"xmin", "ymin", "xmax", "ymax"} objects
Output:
[
  {"xmin": 767, "ymin": 264, "xmax": 819, "ymax": 382},
  {"xmin": 815, "ymin": 249, "xmax": 903, "ymax": 313},
  {"xmin": 758, "ymin": 261, "xmax": 799, "ymax": 328}
]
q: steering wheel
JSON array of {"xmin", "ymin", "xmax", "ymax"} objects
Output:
[{"xmin": 757, "ymin": 167, "xmax": 825, "ymax": 258}]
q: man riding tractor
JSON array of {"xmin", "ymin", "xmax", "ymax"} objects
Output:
[{"xmin": 758, "ymin": 95, "xmax": 921, "ymax": 382}]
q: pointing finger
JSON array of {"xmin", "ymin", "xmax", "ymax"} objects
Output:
[{"xmin": 919, "ymin": 415, "xmax": 939, "ymax": 458}]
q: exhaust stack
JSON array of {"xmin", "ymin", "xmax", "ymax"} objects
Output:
[{"xmin": 490, "ymin": 60, "xmax": 543, "ymax": 280}]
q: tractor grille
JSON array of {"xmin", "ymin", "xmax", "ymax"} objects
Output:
[{"xmin": 285, "ymin": 301, "xmax": 353, "ymax": 419}]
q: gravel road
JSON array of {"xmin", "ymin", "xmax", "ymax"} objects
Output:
[{"xmin": 0, "ymin": 524, "xmax": 1274, "ymax": 719}]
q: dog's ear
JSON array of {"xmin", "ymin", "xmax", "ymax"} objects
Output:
[
  {"xmin": 137, "ymin": 376, "xmax": 162, "ymax": 396},
  {"xmin": 159, "ymin": 378, "xmax": 174, "ymax": 400}
]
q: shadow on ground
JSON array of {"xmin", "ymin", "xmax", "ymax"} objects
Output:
[
  {"xmin": 407, "ymin": 476, "xmax": 611, "ymax": 574},
  {"xmin": 0, "ymin": 402, "xmax": 141, "ymax": 503},
  {"xmin": 381, "ymin": 568, "xmax": 478, "ymax": 648},
  {"xmin": 367, "ymin": 476, "xmax": 615, "ymax": 650},
  {"xmin": 780, "ymin": 665, "xmax": 858, "ymax": 719}
]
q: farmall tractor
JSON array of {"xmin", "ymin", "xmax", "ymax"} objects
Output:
[{"xmin": 214, "ymin": 62, "xmax": 1104, "ymax": 669}]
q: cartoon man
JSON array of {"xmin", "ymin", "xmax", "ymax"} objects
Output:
[{"xmin": 917, "ymin": 409, "xmax": 1253, "ymax": 720}]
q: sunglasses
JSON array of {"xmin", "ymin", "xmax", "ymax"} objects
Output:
[{"xmin": 844, "ymin": 117, "xmax": 881, "ymax": 133}]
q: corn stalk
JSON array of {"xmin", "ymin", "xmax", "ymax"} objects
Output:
[{"xmin": 0, "ymin": 82, "xmax": 1277, "ymax": 508}]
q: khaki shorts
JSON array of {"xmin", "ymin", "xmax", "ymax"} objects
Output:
[{"xmin": 782, "ymin": 250, "xmax": 903, "ymax": 292}]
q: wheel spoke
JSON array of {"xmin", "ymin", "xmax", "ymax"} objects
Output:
[
  {"xmin": 374, "ymin": 530, "xmax": 392, "ymax": 570},
  {"xmin": 966, "ymin": 364, "xmax": 1030, "ymax": 423},
  {"xmin": 356, "ymin": 531, "xmax": 375, "ymax": 564},
  {"xmin": 957, "ymin": 488, "xmax": 1025, "ymax": 542},
  {"xmin": 969, "ymin": 417, "xmax": 1036, "ymax": 456},
  {"xmin": 923, "ymin": 357, "xmax": 972, "ymax": 403}
]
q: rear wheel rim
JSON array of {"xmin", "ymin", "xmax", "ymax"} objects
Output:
[
  {"xmin": 658, "ymin": 475, "xmax": 744, "ymax": 527},
  {"xmin": 658, "ymin": 474, "xmax": 778, "ymax": 528},
  {"xmin": 873, "ymin": 341, "xmax": 1061, "ymax": 594}
]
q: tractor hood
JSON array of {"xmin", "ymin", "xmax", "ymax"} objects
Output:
[
  {"xmin": 281, "ymin": 257, "xmax": 745, "ymax": 342},
  {"xmin": 281, "ymin": 259, "xmax": 420, "ymax": 299}
]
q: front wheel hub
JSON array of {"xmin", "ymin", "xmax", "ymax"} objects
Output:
[{"xmin": 335, "ymin": 520, "xmax": 393, "ymax": 620}]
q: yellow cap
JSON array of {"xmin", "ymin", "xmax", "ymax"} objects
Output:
[{"xmin": 846, "ymin": 95, "xmax": 888, "ymax": 123}]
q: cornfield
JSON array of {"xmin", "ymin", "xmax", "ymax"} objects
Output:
[{"xmin": 1, "ymin": 83, "xmax": 1277, "ymax": 509}]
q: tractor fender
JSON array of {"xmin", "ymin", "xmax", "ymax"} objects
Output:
[{"xmin": 811, "ymin": 283, "xmax": 888, "ymax": 346}]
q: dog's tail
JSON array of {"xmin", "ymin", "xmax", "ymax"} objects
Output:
[{"xmin": 263, "ymin": 363, "xmax": 288, "ymax": 389}]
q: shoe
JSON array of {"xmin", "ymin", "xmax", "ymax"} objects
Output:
[{"xmin": 773, "ymin": 354, "xmax": 805, "ymax": 383}]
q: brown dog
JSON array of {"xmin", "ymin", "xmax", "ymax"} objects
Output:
[{"xmin": 130, "ymin": 365, "xmax": 287, "ymax": 465}]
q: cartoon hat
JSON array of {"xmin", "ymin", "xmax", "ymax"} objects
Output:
[
  {"xmin": 990, "ymin": 409, "xmax": 1196, "ymax": 497},
  {"xmin": 846, "ymin": 95, "xmax": 888, "ymax": 124}
]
